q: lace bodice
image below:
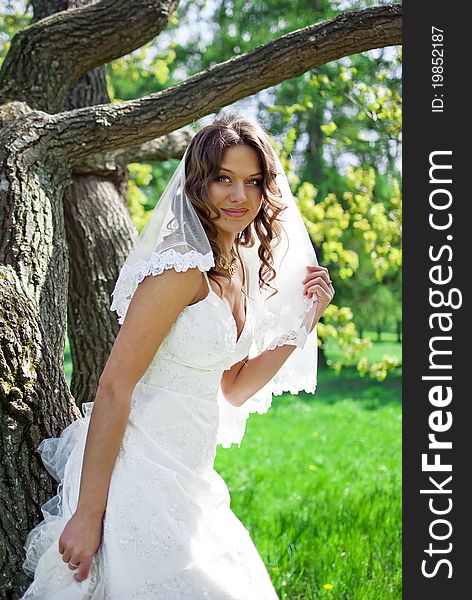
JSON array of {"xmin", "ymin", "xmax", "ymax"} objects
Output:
[
  {"xmin": 137, "ymin": 271, "xmax": 253, "ymax": 390},
  {"xmin": 107, "ymin": 270, "xmax": 254, "ymax": 475}
]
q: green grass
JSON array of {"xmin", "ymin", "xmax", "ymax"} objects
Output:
[{"xmin": 215, "ymin": 368, "xmax": 402, "ymax": 599}]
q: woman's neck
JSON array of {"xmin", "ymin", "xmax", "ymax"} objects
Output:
[{"xmin": 217, "ymin": 232, "xmax": 237, "ymax": 258}]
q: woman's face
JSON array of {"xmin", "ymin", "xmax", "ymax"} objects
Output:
[{"xmin": 207, "ymin": 144, "xmax": 264, "ymax": 236}]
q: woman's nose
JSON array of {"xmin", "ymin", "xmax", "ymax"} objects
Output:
[{"xmin": 229, "ymin": 183, "xmax": 246, "ymax": 202}]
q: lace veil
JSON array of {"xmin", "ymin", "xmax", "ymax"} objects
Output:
[{"xmin": 110, "ymin": 141, "xmax": 319, "ymax": 448}]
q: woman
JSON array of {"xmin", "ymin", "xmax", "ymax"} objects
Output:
[{"xmin": 21, "ymin": 113, "xmax": 334, "ymax": 599}]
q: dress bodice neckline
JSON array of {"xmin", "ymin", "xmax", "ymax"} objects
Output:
[
  {"xmin": 186, "ymin": 282, "xmax": 250, "ymax": 346},
  {"xmin": 206, "ymin": 287, "xmax": 249, "ymax": 344}
]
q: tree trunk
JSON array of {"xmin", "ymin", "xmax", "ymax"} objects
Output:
[
  {"xmin": 317, "ymin": 342, "xmax": 328, "ymax": 370},
  {"xmin": 61, "ymin": 65, "xmax": 136, "ymax": 409},
  {"xmin": 0, "ymin": 112, "xmax": 81, "ymax": 596},
  {"xmin": 302, "ymin": 105, "xmax": 325, "ymax": 191},
  {"xmin": 396, "ymin": 319, "xmax": 402, "ymax": 343},
  {"xmin": 28, "ymin": 1, "xmax": 136, "ymax": 410},
  {"xmin": 64, "ymin": 164, "xmax": 136, "ymax": 408}
]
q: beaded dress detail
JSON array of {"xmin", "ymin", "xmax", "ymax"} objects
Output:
[{"xmin": 20, "ymin": 270, "xmax": 279, "ymax": 600}]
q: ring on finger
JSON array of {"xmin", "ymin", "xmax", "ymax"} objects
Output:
[{"xmin": 68, "ymin": 561, "xmax": 80, "ymax": 569}]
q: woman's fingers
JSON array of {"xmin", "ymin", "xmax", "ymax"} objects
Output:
[
  {"xmin": 302, "ymin": 266, "xmax": 334, "ymax": 328},
  {"xmin": 303, "ymin": 267, "xmax": 335, "ymax": 301},
  {"xmin": 61, "ymin": 547, "xmax": 92, "ymax": 581},
  {"xmin": 303, "ymin": 275, "xmax": 334, "ymax": 298},
  {"xmin": 307, "ymin": 281, "xmax": 332, "ymax": 300},
  {"xmin": 67, "ymin": 558, "xmax": 80, "ymax": 571},
  {"xmin": 60, "ymin": 545, "xmax": 79, "ymax": 569},
  {"xmin": 303, "ymin": 265, "xmax": 333, "ymax": 288},
  {"xmin": 57, "ymin": 511, "xmax": 103, "ymax": 583},
  {"xmin": 74, "ymin": 556, "xmax": 93, "ymax": 582}
]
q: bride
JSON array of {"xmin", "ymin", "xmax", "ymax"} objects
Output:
[{"xmin": 21, "ymin": 113, "xmax": 334, "ymax": 599}]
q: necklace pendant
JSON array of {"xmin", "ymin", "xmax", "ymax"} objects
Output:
[{"xmin": 217, "ymin": 248, "xmax": 239, "ymax": 278}]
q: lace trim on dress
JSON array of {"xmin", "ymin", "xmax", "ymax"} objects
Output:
[
  {"xmin": 216, "ymin": 371, "xmax": 317, "ymax": 449},
  {"xmin": 110, "ymin": 249, "xmax": 214, "ymax": 325}
]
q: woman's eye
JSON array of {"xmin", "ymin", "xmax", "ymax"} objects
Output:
[{"xmin": 216, "ymin": 175, "xmax": 262, "ymax": 185}]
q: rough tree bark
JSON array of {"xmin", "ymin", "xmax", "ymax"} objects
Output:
[
  {"xmin": 0, "ymin": 105, "xmax": 80, "ymax": 596},
  {"xmin": 0, "ymin": 1, "xmax": 402, "ymax": 595},
  {"xmin": 61, "ymin": 59, "xmax": 138, "ymax": 411}
]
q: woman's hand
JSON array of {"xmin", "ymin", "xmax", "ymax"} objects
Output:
[
  {"xmin": 58, "ymin": 509, "xmax": 104, "ymax": 582},
  {"xmin": 302, "ymin": 265, "xmax": 335, "ymax": 328}
]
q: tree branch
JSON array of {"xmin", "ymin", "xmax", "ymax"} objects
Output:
[
  {"xmin": 73, "ymin": 128, "xmax": 193, "ymax": 174},
  {"xmin": 33, "ymin": 4, "xmax": 402, "ymax": 165},
  {"xmin": 0, "ymin": 0, "xmax": 179, "ymax": 112}
]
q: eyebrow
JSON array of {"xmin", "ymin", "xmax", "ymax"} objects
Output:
[{"xmin": 220, "ymin": 167, "xmax": 263, "ymax": 177}]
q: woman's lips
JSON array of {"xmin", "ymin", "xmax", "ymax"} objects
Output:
[{"xmin": 221, "ymin": 208, "xmax": 249, "ymax": 217}]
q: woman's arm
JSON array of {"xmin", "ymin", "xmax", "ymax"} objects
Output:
[
  {"xmin": 59, "ymin": 267, "xmax": 203, "ymax": 581},
  {"xmin": 75, "ymin": 267, "xmax": 202, "ymax": 514},
  {"xmin": 221, "ymin": 264, "xmax": 334, "ymax": 407},
  {"xmin": 220, "ymin": 344, "xmax": 298, "ymax": 407}
]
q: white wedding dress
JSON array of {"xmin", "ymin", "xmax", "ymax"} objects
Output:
[{"xmin": 21, "ymin": 271, "xmax": 280, "ymax": 599}]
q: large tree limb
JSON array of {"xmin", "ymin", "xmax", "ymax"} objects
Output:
[
  {"xmin": 75, "ymin": 128, "xmax": 193, "ymax": 174},
  {"xmin": 31, "ymin": 4, "xmax": 402, "ymax": 166},
  {"xmin": 0, "ymin": 0, "xmax": 179, "ymax": 112}
]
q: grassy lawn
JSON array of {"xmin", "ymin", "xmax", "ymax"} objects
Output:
[
  {"xmin": 215, "ymin": 335, "xmax": 402, "ymax": 599},
  {"xmin": 216, "ymin": 369, "xmax": 401, "ymax": 599}
]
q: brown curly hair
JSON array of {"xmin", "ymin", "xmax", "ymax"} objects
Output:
[{"xmin": 184, "ymin": 112, "xmax": 287, "ymax": 297}]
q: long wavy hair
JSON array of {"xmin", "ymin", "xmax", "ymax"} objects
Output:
[{"xmin": 184, "ymin": 113, "xmax": 287, "ymax": 297}]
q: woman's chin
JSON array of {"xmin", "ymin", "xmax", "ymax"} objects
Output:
[{"xmin": 216, "ymin": 222, "xmax": 252, "ymax": 237}]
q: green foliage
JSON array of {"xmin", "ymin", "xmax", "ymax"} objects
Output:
[
  {"xmin": 311, "ymin": 59, "xmax": 402, "ymax": 157},
  {"xmin": 0, "ymin": 3, "xmax": 32, "ymax": 67},
  {"xmin": 127, "ymin": 163, "xmax": 154, "ymax": 231},
  {"xmin": 105, "ymin": 41, "xmax": 179, "ymax": 102},
  {"xmin": 275, "ymin": 139, "xmax": 402, "ymax": 381}
]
